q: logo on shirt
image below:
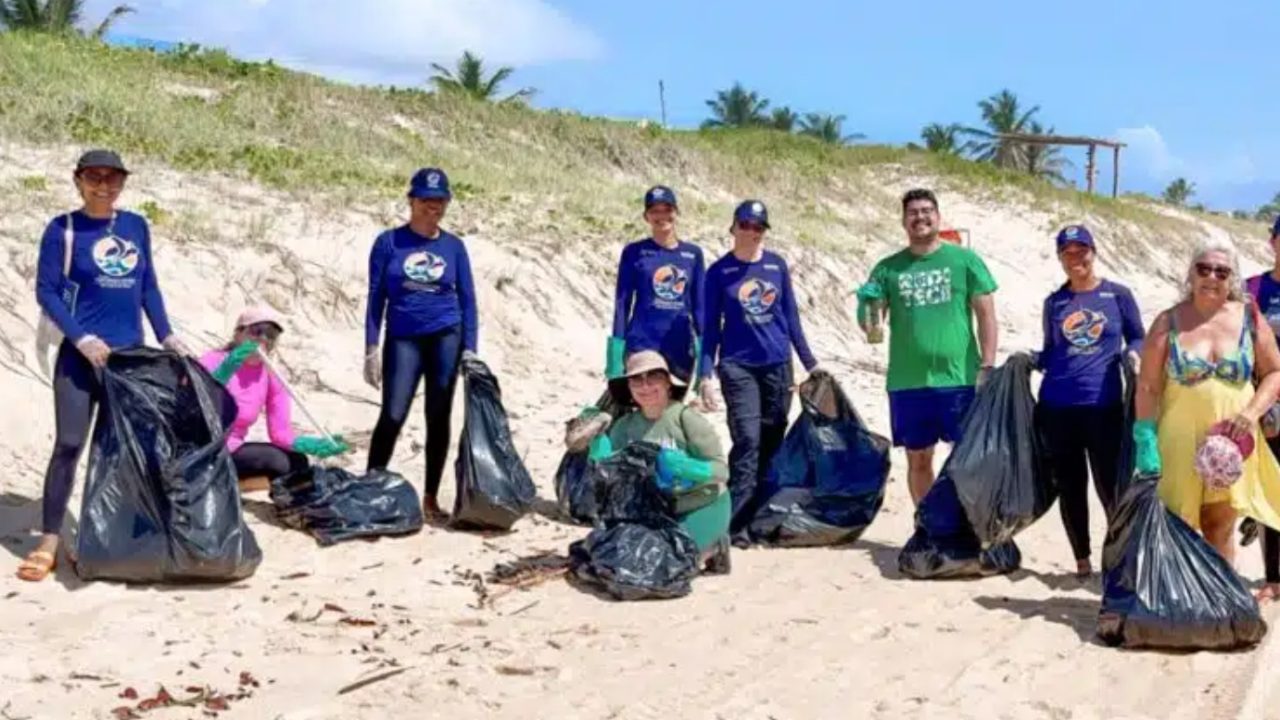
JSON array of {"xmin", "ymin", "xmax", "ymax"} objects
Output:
[
  {"xmin": 404, "ymin": 251, "xmax": 446, "ymax": 283},
  {"xmin": 92, "ymin": 236, "xmax": 139, "ymax": 278},
  {"xmin": 652, "ymin": 265, "xmax": 688, "ymax": 301},
  {"xmin": 1062, "ymin": 308, "xmax": 1106, "ymax": 351},
  {"xmin": 738, "ymin": 278, "xmax": 779, "ymax": 316},
  {"xmin": 897, "ymin": 268, "xmax": 952, "ymax": 308}
]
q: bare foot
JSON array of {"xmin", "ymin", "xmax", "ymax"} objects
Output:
[
  {"xmin": 422, "ymin": 497, "xmax": 449, "ymax": 526},
  {"xmin": 1254, "ymin": 584, "xmax": 1280, "ymax": 604},
  {"xmin": 16, "ymin": 534, "xmax": 59, "ymax": 582},
  {"xmin": 1075, "ymin": 558, "xmax": 1093, "ymax": 578}
]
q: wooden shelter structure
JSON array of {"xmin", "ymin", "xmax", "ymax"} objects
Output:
[{"xmin": 997, "ymin": 133, "xmax": 1127, "ymax": 197}]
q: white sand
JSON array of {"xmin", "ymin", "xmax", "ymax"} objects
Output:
[{"xmin": 0, "ymin": 144, "xmax": 1277, "ymax": 719}]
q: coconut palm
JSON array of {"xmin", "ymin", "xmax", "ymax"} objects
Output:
[
  {"xmin": 702, "ymin": 83, "xmax": 769, "ymax": 129},
  {"xmin": 962, "ymin": 89, "xmax": 1042, "ymax": 169},
  {"xmin": 798, "ymin": 112, "xmax": 864, "ymax": 145},
  {"xmin": 920, "ymin": 122, "xmax": 964, "ymax": 155},
  {"xmin": 0, "ymin": 0, "xmax": 134, "ymax": 38},
  {"xmin": 1162, "ymin": 178, "xmax": 1196, "ymax": 206},
  {"xmin": 769, "ymin": 107, "xmax": 799, "ymax": 132},
  {"xmin": 429, "ymin": 50, "xmax": 535, "ymax": 103},
  {"xmin": 1022, "ymin": 122, "xmax": 1071, "ymax": 185}
]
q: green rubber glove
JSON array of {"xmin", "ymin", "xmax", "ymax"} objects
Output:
[
  {"xmin": 588, "ymin": 433, "xmax": 614, "ymax": 461},
  {"xmin": 293, "ymin": 434, "xmax": 349, "ymax": 458},
  {"xmin": 1133, "ymin": 419, "xmax": 1161, "ymax": 477},
  {"xmin": 656, "ymin": 447, "xmax": 714, "ymax": 491},
  {"xmin": 855, "ymin": 281, "xmax": 884, "ymax": 327},
  {"xmin": 605, "ymin": 336, "xmax": 626, "ymax": 380},
  {"xmin": 689, "ymin": 334, "xmax": 703, "ymax": 392},
  {"xmin": 211, "ymin": 340, "xmax": 260, "ymax": 384}
]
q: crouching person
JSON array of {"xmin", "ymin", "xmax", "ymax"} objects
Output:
[{"xmin": 569, "ymin": 351, "xmax": 732, "ymax": 573}]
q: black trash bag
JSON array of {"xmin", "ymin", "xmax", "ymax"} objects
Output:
[
  {"xmin": 748, "ymin": 371, "xmax": 890, "ymax": 547},
  {"xmin": 75, "ymin": 348, "xmax": 262, "ymax": 583},
  {"xmin": 568, "ymin": 442, "xmax": 700, "ymax": 600},
  {"xmin": 898, "ymin": 472, "xmax": 1022, "ymax": 579},
  {"xmin": 450, "ymin": 356, "xmax": 536, "ymax": 531},
  {"xmin": 554, "ymin": 389, "xmax": 622, "ymax": 525},
  {"xmin": 949, "ymin": 353, "xmax": 1056, "ymax": 546},
  {"xmin": 269, "ymin": 467, "xmax": 423, "ymax": 546},
  {"xmin": 1096, "ymin": 477, "xmax": 1267, "ymax": 650}
]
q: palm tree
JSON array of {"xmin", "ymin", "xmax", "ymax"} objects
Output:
[
  {"xmin": 702, "ymin": 83, "xmax": 769, "ymax": 129},
  {"xmin": 0, "ymin": 0, "xmax": 134, "ymax": 38},
  {"xmin": 798, "ymin": 112, "xmax": 864, "ymax": 145},
  {"xmin": 1162, "ymin": 177, "xmax": 1196, "ymax": 206},
  {"xmin": 1254, "ymin": 191, "xmax": 1280, "ymax": 221},
  {"xmin": 429, "ymin": 50, "xmax": 535, "ymax": 103},
  {"xmin": 769, "ymin": 107, "xmax": 799, "ymax": 132},
  {"xmin": 962, "ymin": 89, "xmax": 1041, "ymax": 168},
  {"xmin": 1022, "ymin": 122, "xmax": 1071, "ymax": 185},
  {"xmin": 920, "ymin": 123, "xmax": 964, "ymax": 155}
]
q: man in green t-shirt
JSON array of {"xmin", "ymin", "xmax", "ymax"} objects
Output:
[{"xmin": 860, "ymin": 189, "xmax": 999, "ymax": 504}]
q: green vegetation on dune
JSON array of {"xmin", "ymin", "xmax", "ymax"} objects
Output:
[{"xmin": 0, "ymin": 32, "xmax": 1265, "ymax": 247}]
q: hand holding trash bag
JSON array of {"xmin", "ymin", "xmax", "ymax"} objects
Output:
[
  {"xmin": 1132, "ymin": 419, "xmax": 1161, "ymax": 477},
  {"xmin": 293, "ymin": 434, "xmax": 350, "ymax": 458}
]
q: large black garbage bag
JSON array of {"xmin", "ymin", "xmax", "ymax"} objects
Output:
[
  {"xmin": 451, "ymin": 356, "xmax": 536, "ymax": 531},
  {"xmin": 75, "ymin": 348, "xmax": 262, "ymax": 583},
  {"xmin": 949, "ymin": 353, "xmax": 1056, "ymax": 546},
  {"xmin": 554, "ymin": 389, "xmax": 622, "ymax": 525},
  {"xmin": 898, "ymin": 473, "xmax": 1021, "ymax": 579},
  {"xmin": 270, "ymin": 467, "xmax": 423, "ymax": 545},
  {"xmin": 568, "ymin": 442, "xmax": 700, "ymax": 600},
  {"xmin": 1096, "ymin": 477, "xmax": 1266, "ymax": 650},
  {"xmin": 748, "ymin": 371, "xmax": 890, "ymax": 547}
]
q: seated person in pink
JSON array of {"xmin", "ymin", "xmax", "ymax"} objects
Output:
[{"xmin": 199, "ymin": 306, "xmax": 348, "ymax": 484}]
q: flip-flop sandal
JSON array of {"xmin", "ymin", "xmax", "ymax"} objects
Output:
[{"xmin": 16, "ymin": 550, "xmax": 56, "ymax": 582}]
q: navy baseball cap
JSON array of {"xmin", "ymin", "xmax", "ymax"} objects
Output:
[
  {"xmin": 1272, "ymin": 215, "xmax": 1280, "ymax": 238},
  {"xmin": 1056, "ymin": 224, "xmax": 1094, "ymax": 250},
  {"xmin": 644, "ymin": 185, "xmax": 677, "ymax": 209},
  {"xmin": 732, "ymin": 200, "xmax": 770, "ymax": 229},
  {"xmin": 407, "ymin": 167, "xmax": 451, "ymax": 200},
  {"xmin": 76, "ymin": 149, "xmax": 129, "ymax": 175}
]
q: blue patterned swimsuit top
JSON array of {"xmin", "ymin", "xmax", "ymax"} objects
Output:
[{"xmin": 1165, "ymin": 304, "xmax": 1253, "ymax": 386}]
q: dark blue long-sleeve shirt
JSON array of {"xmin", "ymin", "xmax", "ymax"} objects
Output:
[
  {"xmin": 35, "ymin": 210, "xmax": 173, "ymax": 349},
  {"xmin": 611, "ymin": 238, "xmax": 705, "ymax": 371},
  {"xmin": 365, "ymin": 225, "xmax": 478, "ymax": 351},
  {"xmin": 1038, "ymin": 279, "xmax": 1145, "ymax": 408},
  {"xmin": 700, "ymin": 249, "xmax": 816, "ymax": 375}
]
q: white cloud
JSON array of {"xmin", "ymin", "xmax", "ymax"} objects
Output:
[
  {"xmin": 1116, "ymin": 125, "xmax": 1260, "ymax": 187},
  {"xmin": 89, "ymin": 0, "xmax": 603, "ymax": 86}
]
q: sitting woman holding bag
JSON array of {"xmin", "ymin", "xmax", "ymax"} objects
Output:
[
  {"xmin": 200, "ymin": 305, "xmax": 349, "ymax": 491},
  {"xmin": 569, "ymin": 350, "xmax": 732, "ymax": 573}
]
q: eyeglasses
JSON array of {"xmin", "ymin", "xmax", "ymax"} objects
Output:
[
  {"xmin": 1194, "ymin": 262, "xmax": 1233, "ymax": 281},
  {"xmin": 78, "ymin": 171, "xmax": 125, "ymax": 188},
  {"xmin": 243, "ymin": 323, "xmax": 281, "ymax": 341},
  {"xmin": 735, "ymin": 221, "xmax": 765, "ymax": 233}
]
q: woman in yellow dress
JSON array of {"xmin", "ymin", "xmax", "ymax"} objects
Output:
[{"xmin": 1134, "ymin": 238, "xmax": 1280, "ymax": 565}]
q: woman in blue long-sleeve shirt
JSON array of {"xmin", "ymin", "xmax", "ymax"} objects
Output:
[
  {"xmin": 1037, "ymin": 224, "xmax": 1144, "ymax": 577},
  {"xmin": 607, "ymin": 185, "xmax": 706, "ymax": 387},
  {"xmin": 19, "ymin": 149, "xmax": 186, "ymax": 582},
  {"xmin": 700, "ymin": 200, "xmax": 820, "ymax": 540},
  {"xmin": 364, "ymin": 167, "xmax": 478, "ymax": 520}
]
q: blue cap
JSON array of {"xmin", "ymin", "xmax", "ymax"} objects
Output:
[
  {"xmin": 1272, "ymin": 215, "xmax": 1280, "ymax": 238},
  {"xmin": 733, "ymin": 200, "xmax": 770, "ymax": 229},
  {"xmin": 407, "ymin": 167, "xmax": 451, "ymax": 200},
  {"xmin": 1056, "ymin": 224, "xmax": 1094, "ymax": 250},
  {"xmin": 644, "ymin": 185, "xmax": 677, "ymax": 209}
]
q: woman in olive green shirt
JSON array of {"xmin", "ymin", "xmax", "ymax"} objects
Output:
[{"xmin": 586, "ymin": 350, "xmax": 733, "ymax": 573}]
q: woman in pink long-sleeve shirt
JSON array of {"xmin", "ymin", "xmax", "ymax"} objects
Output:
[{"xmin": 200, "ymin": 306, "xmax": 347, "ymax": 486}]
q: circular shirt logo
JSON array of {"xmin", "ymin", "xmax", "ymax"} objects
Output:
[
  {"xmin": 404, "ymin": 251, "xmax": 446, "ymax": 283},
  {"xmin": 738, "ymin": 278, "xmax": 779, "ymax": 316},
  {"xmin": 1062, "ymin": 308, "xmax": 1106, "ymax": 348},
  {"xmin": 652, "ymin": 264, "xmax": 688, "ymax": 301},
  {"xmin": 92, "ymin": 236, "xmax": 139, "ymax": 277}
]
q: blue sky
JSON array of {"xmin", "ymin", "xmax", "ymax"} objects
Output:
[{"xmin": 91, "ymin": 0, "xmax": 1279, "ymax": 211}]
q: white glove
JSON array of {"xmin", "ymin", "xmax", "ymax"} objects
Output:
[
  {"xmin": 162, "ymin": 334, "xmax": 194, "ymax": 357},
  {"xmin": 462, "ymin": 349, "xmax": 479, "ymax": 363},
  {"xmin": 363, "ymin": 346, "xmax": 381, "ymax": 389},
  {"xmin": 698, "ymin": 377, "xmax": 721, "ymax": 412},
  {"xmin": 1127, "ymin": 349, "xmax": 1142, "ymax": 374},
  {"xmin": 75, "ymin": 335, "xmax": 111, "ymax": 369}
]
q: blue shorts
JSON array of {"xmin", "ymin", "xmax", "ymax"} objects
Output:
[{"xmin": 888, "ymin": 386, "xmax": 976, "ymax": 451}]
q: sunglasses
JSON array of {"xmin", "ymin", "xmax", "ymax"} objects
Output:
[
  {"xmin": 626, "ymin": 369, "xmax": 668, "ymax": 385},
  {"xmin": 736, "ymin": 221, "xmax": 766, "ymax": 232},
  {"xmin": 243, "ymin": 322, "xmax": 281, "ymax": 341},
  {"xmin": 78, "ymin": 171, "xmax": 125, "ymax": 187},
  {"xmin": 1194, "ymin": 262, "xmax": 1233, "ymax": 281}
]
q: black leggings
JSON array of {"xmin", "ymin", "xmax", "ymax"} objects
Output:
[
  {"xmin": 1040, "ymin": 403, "xmax": 1126, "ymax": 562},
  {"xmin": 1265, "ymin": 438, "xmax": 1280, "ymax": 584},
  {"xmin": 40, "ymin": 342, "xmax": 101, "ymax": 534},
  {"xmin": 367, "ymin": 327, "xmax": 462, "ymax": 500},
  {"xmin": 718, "ymin": 361, "xmax": 793, "ymax": 533},
  {"xmin": 232, "ymin": 442, "xmax": 309, "ymax": 480}
]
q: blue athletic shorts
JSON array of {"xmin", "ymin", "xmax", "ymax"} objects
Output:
[{"xmin": 888, "ymin": 386, "xmax": 976, "ymax": 451}]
